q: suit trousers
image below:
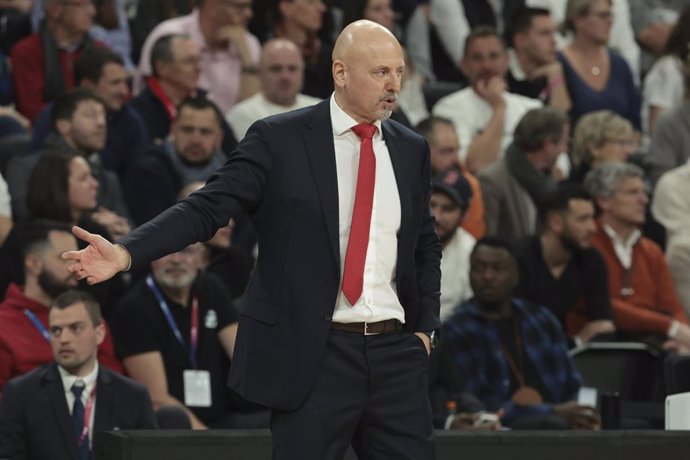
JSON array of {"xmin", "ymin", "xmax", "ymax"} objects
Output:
[{"xmin": 270, "ymin": 329, "xmax": 436, "ymax": 460}]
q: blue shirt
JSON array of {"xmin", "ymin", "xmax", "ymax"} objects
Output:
[
  {"xmin": 559, "ymin": 50, "xmax": 642, "ymax": 131},
  {"xmin": 442, "ymin": 298, "xmax": 582, "ymax": 423}
]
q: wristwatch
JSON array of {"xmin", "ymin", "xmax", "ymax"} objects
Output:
[{"xmin": 424, "ymin": 330, "xmax": 439, "ymax": 350}]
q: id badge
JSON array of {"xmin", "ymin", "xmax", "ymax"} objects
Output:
[{"xmin": 183, "ymin": 370, "xmax": 212, "ymax": 407}]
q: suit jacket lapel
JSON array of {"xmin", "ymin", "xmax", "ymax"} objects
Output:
[
  {"xmin": 93, "ymin": 367, "xmax": 114, "ymax": 434},
  {"xmin": 43, "ymin": 364, "xmax": 79, "ymax": 460},
  {"xmin": 303, "ymin": 101, "xmax": 340, "ymax": 266}
]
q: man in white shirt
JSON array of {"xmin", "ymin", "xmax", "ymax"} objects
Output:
[
  {"xmin": 432, "ymin": 27, "xmax": 542, "ymax": 174},
  {"xmin": 430, "ymin": 169, "xmax": 475, "ymax": 322},
  {"xmin": 0, "ymin": 290, "xmax": 156, "ymax": 460},
  {"xmin": 225, "ymin": 38, "xmax": 321, "ymax": 140}
]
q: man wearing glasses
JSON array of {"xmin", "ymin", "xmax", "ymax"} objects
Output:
[{"xmin": 136, "ymin": 0, "xmax": 261, "ymax": 114}]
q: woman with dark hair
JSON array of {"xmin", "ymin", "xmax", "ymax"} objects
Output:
[
  {"xmin": 22, "ymin": 149, "xmax": 126, "ymax": 317},
  {"xmin": 26, "ymin": 150, "xmax": 98, "ymax": 226},
  {"xmin": 642, "ymin": 6, "xmax": 690, "ymax": 136},
  {"xmin": 557, "ymin": 0, "xmax": 641, "ymax": 133}
]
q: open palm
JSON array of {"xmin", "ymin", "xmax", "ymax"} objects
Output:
[{"xmin": 62, "ymin": 226, "xmax": 127, "ymax": 285}]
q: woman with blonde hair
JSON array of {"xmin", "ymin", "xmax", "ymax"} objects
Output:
[
  {"xmin": 558, "ymin": 0, "xmax": 641, "ymax": 132},
  {"xmin": 570, "ymin": 110, "xmax": 635, "ymax": 182}
]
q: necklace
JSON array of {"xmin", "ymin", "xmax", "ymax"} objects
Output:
[{"xmin": 591, "ymin": 66, "xmax": 601, "ymax": 76}]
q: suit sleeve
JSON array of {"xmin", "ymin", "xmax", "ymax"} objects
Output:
[
  {"xmin": 120, "ymin": 119, "xmax": 272, "ymax": 269},
  {"xmin": 413, "ymin": 140, "xmax": 442, "ymax": 332},
  {"xmin": 0, "ymin": 380, "xmax": 28, "ymax": 460}
]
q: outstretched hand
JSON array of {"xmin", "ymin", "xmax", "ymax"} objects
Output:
[{"xmin": 61, "ymin": 226, "xmax": 131, "ymax": 285}]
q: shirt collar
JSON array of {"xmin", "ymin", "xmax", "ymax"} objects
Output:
[
  {"xmin": 603, "ymin": 223, "xmax": 641, "ymax": 249},
  {"xmin": 508, "ymin": 49, "xmax": 528, "ymax": 81},
  {"xmin": 59, "ymin": 361, "xmax": 99, "ymax": 395},
  {"xmin": 329, "ymin": 93, "xmax": 382, "ymax": 140}
]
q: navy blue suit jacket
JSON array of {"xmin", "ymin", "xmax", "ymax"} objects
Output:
[
  {"xmin": 0, "ymin": 364, "xmax": 156, "ymax": 460},
  {"xmin": 120, "ymin": 99, "xmax": 441, "ymax": 411}
]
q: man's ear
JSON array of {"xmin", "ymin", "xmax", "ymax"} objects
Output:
[
  {"xmin": 25, "ymin": 254, "xmax": 42, "ymax": 277},
  {"xmin": 94, "ymin": 321, "xmax": 106, "ymax": 346},
  {"xmin": 332, "ymin": 60, "xmax": 347, "ymax": 88}
]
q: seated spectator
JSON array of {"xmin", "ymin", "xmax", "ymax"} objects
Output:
[
  {"xmin": 271, "ymin": 0, "xmax": 333, "ymax": 99},
  {"xmin": 479, "ymin": 107, "xmax": 568, "ymax": 242},
  {"xmin": 10, "ymin": 0, "xmax": 99, "ymax": 122},
  {"xmin": 570, "ymin": 110, "xmax": 635, "ymax": 183},
  {"xmin": 0, "ymin": 173, "xmax": 11, "ymax": 246},
  {"xmin": 31, "ymin": 45, "xmax": 149, "ymax": 182},
  {"xmin": 31, "ymin": 0, "xmax": 135, "ymax": 70},
  {"xmin": 128, "ymin": 33, "xmax": 238, "ymax": 156},
  {"xmin": 641, "ymin": 7, "xmax": 690, "ymax": 136},
  {"xmin": 0, "ymin": 221, "xmax": 122, "ymax": 391},
  {"xmin": 557, "ymin": 0, "xmax": 641, "ymax": 132},
  {"xmin": 647, "ymin": 59, "xmax": 690, "ymax": 186},
  {"xmin": 7, "ymin": 89, "xmax": 131, "ymax": 232},
  {"xmin": 137, "ymin": 0, "xmax": 261, "ymax": 114},
  {"xmin": 427, "ymin": 0, "xmax": 520, "ymax": 83},
  {"xmin": 652, "ymin": 161, "xmax": 690, "ymax": 316},
  {"xmin": 527, "ymin": 0, "xmax": 641, "ymax": 81},
  {"xmin": 515, "ymin": 184, "xmax": 615, "ymax": 345},
  {"xmin": 415, "ymin": 115, "xmax": 485, "ymax": 239},
  {"xmin": 226, "ymin": 38, "xmax": 320, "ymax": 140},
  {"xmin": 630, "ymin": 0, "xmax": 690, "ymax": 75},
  {"xmin": 112, "ymin": 244, "xmax": 268, "ymax": 429},
  {"xmin": 178, "ymin": 182, "xmax": 253, "ymax": 299},
  {"xmin": 437, "ymin": 237, "xmax": 599, "ymax": 429},
  {"xmin": 432, "ymin": 27, "xmax": 542, "ymax": 173},
  {"xmin": 0, "ymin": 290, "xmax": 155, "ymax": 460},
  {"xmin": 430, "ymin": 169, "xmax": 474, "ymax": 322},
  {"xmin": 505, "ymin": 7, "xmax": 572, "ymax": 113},
  {"xmin": 20, "ymin": 152, "xmax": 127, "ymax": 316},
  {"xmin": 125, "ymin": 97, "xmax": 226, "ymax": 226},
  {"xmin": 585, "ymin": 162, "xmax": 690, "ymax": 351}
]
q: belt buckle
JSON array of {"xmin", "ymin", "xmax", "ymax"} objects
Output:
[{"xmin": 363, "ymin": 322, "xmax": 377, "ymax": 336}]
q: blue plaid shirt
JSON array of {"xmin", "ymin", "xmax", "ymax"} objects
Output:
[{"xmin": 443, "ymin": 298, "xmax": 582, "ymax": 423}]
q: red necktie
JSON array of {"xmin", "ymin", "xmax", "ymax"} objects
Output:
[{"xmin": 342, "ymin": 123, "xmax": 377, "ymax": 306}]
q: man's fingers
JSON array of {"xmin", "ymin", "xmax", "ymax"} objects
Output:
[
  {"xmin": 71, "ymin": 225, "xmax": 100, "ymax": 244},
  {"xmin": 62, "ymin": 250, "xmax": 82, "ymax": 262}
]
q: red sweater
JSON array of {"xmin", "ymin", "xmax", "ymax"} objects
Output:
[
  {"xmin": 0, "ymin": 284, "xmax": 123, "ymax": 392},
  {"xmin": 9, "ymin": 33, "xmax": 89, "ymax": 122},
  {"xmin": 591, "ymin": 223, "xmax": 689, "ymax": 336}
]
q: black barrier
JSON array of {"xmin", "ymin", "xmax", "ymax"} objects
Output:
[{"xmin": 95, "ymin": 429, "xmax": 690, "ymax": 460}]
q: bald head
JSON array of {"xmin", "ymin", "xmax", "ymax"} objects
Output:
[
  {"xmin": 332, "ymin": 20, "xmax": 400, "ymax": 64},
  {"xmin": 259, "ymin": 38, "xmax": 306, "ymax": 106},
  {"xmin": 332, "ymin": 20, "xmax": 404, "ymax": 123}
]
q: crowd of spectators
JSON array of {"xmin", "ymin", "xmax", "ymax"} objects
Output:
[{"xmin": 1, "ymin": 0, "xmax": 690, "ymax": 452}]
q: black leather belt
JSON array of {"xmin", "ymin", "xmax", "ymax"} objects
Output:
[{"xmin": 331, "ymin": 319, "xmax": 403, "ymax": 335}]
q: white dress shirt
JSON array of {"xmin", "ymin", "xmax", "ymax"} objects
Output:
[
  {"xmin": 603, "ymin": 224, "xmax": 641, "ymax": 269},
  {"xmin": 329, "ymin": 95, "xmax": 405, "ymax": 324},
  {"xmin": 59, "ymin": 362, "xmax": 98, "ymax": 448}
]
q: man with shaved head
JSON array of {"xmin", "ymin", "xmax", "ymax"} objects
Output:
[
  {"xmin": 64, "ymin": 20, "xmax": 441, "ymax": 460},
  {"xmin": 225, "ymin": 38, "xmax": 321, "ymax": 140}
]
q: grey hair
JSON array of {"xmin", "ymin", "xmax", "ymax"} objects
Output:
[{"xmin": 584, "ymin": 162, "xmax": 645, "ymax": 198}]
